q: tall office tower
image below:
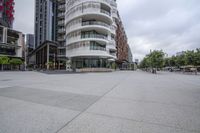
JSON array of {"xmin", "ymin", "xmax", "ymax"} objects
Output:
[
  {"xmin": 34, "ymin": 0, "xmax": 57, "ymax": 48},
  {"xmin": 26, "ymin": 34, "xmax": 34, "ymax": 50},
  {"xmin": 24, "ymin": 34, "xmax": 34, "ymax": 65},
  {"xmin": 65, "ymin": 0, "xmax": 119, "ymax": 68},
  {"xmin": 57, "ymin": 0, "xmax": 66, "ymax": 61},
  {"xmin": 0, "ymin": 0, "xmax": 14, "ymax": 28}
]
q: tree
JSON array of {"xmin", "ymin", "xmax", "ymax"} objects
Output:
[
  {"xmin": 170, "ymin": 56, "xmax": 177, "ymax": 67},
  {"xmin": 0, "ymin": 56, "xmax": 10, "ymax": 71},
  {"xmin": 194, "ymin": 48, "xmax": 200, "ymax": 66},
  {"xmin": 139, "ymin": 57, "xmax": 150, "ymax": 69},
  {"xmin": 164, "ymin": 58, "xmax": 170, "ymax": 67},
  {"xmin": 148, "ymin": 50, "xmax": 165, "ymax": 69},
  {"xmin": 9, "ymin": 58, "xmax": 23, "ymax": 70},
  {"xmin": 175, "ymin": 53, "xmax": 186, "ymax": 67},
  {"xmin": 140, "ymin": 48, "xmax": 200, "ymax": 73},
  {"xmin": 184, "ymin": 50, "xmax": 195, "ymax": 66}
]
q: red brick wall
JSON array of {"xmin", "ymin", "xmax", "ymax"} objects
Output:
[{"xmin": 116, "ymin": 20, "xmax": 129, "ymax": 63}]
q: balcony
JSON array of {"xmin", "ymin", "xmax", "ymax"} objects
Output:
[
  {"xmin": 57, "ymin": 54, "xmax": 66, "ymax": 57},
  {"xmin": 58, "ymin": 28, "xmax": 65, "ymax": 34},
  {"xmin": 110, "ymin": 52, "xmax": 116, "ymax": 57},
  {"xmin": 57, "ymin": 37, "xmax": 65, "ymax": 41},
  {"xmin": 57, "ymin": 49, "xmax": 66, "ymax": 57},
  {"xmin": 100, "ymin": 9, "xmax": 111, "ymax": 16},
  {"xmin": 110, "ymin": 0, "xmax": 117, "ymax": 7},
  {"xmin": 58, "ymin": 13, "xmax": 65, "ymax": 18},
  {"xmin": 58, "ymin": 20, "xmax": 65, "ymax": 25},
  {"xmin": 90, "ymin": 44, "xmax": 106, "ymax": 51},
  {"xmin": 81, "ymin": 33, "xmax": 107, "ymax": 40},
  {"xmin": 82, "ymin": 21, "xmax": 110, "ymax": 28},
  {"xmin": 58, "ymin": 4, "xmax": 65, "ymax": 11}
]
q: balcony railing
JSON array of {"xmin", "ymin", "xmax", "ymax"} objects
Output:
[
  {"xmin": 58, "ymin": 29, "xmax": 65, "ymax": 33},
  {"xmin": 58, "ymin": 20, "xmax": 65, "ymax": 25},
  {"xmin": 57, "ymin": 37, "xmax": 65, "ymax": 41},
  {"xmin": 90, "ymin": 46, "xmax": 106, "ymax": 51},
  {"xmin": 58, "ymin": 13, "xmax": 65, "ymax": 17},
  {"xmin": 110, "ymin": 0, "xmax": 117, "ymax": 7},
  {"xmin": 81, "ymin": 34, "xmax": 107, "ymax": 40},
  {"xmin": 100, "ymin": 9, "xmax": 111, "ymax": 16},
  {"xmin": 58, "ymin": 4, "xmax": 65, "ymax": 10},
  {"xmin": 57, "ymin": 52, "xmax": 66, "ymax": 56},
  {"xmin": 82, "ymin": 21, "xmax": 110, "ymax": 28},
  {"xmin": 110, "ymin": 53, "xmax": 116, "ymax": 57}
]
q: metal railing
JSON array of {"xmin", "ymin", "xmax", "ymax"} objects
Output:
[
  {"xmin": 58, "ymin": 28, "xmax": 65, "ymax": 33},
  {"xmin": 82, "ymin": 21, "xmax": 110, "ymax": 28},
  {"xmin": 58, "ymin": 4, "xmax": 65, "ymax": 9},
  {"xmin": 58, "ymin": 13, "xmax": 65, "ymax": 17},
  {"xmin": 58, "ymin": 20, "xmax": 65, "ymax": 25},
  {"xmin": 81, "ymin": 34, "xmax": 107, "ymax": 40},
  {"xmin": 100, "ymin": 9, "xmax": 111, "ymax": 16}
]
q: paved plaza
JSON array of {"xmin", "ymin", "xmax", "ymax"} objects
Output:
[{"xmin": 0, "ymin": 71, "xmax": 200, "ymax": 133}]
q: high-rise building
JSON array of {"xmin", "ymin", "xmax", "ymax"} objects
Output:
[
  {"xmin": 34, "ymin": 0, "xmax": 66, "ymax": 48},
  {"xmin": 34, "ymin": 0, "xmax": 57, "ymax": 48},
  {"xmin": 0, "ymin": 0, "xmax": 14, "ymax": 28},
  {"xmin": 34, "ymin": 0, "xmax": 66, "ymax": 68},
  {"xmin": 65, "ymin": 0, "xmax": 118, "ymax": 68},
  {"xmin": 26, "ymin": 34, "xmax": 34, "ymax": 50},
  {"xmin": 33, "ymin": 0, "xmax": 131, "ymax": 70},
  {"xmin": 23, "ymin": 34, "xmax": 34, "ymax": 66},
  {"xmin": 57, "ymin": 0, "xmax": 66, "ymax": 62}
]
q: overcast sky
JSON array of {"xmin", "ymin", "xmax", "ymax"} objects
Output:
[{"xmin": 14, "ymin": 0, "xmax": 200, "ymax": 60}]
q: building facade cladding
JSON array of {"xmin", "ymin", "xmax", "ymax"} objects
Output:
[
  {"xmin": 26, "ymin": 34, "xmax": 34, "ymax": 49},
  {"xmin": 34, "ymin": 0, "xmax": 57, "ymax": 48},
  {"xmin": 34, "ymin": 0, "xmax": 66, "ymax": 60},
  {"xmin": 115, "ymin": 13, "xmax": 129, "ymax": 63},
  {"xmin": 26, "ymin": 34, "xmax": 35, "ymax": 61},
  {"xmin": 0, "ymin": 25, "xmax": 23, "ymax": 58},
  {"xmin": 57, "ymin": 0, "xmax": 66, "ymax": 58},
  {"xmin": 0, "ymin": 0, "xmax": 14, "ymax": 28},
  {"xmin": 65, "ymin": 0, "xmax": 119, "ymax": 68}
]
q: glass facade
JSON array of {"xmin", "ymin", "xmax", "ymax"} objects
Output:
[
  {"xmin": 72, "ymin": 58, "xmax": 108, "ymax": 68},
  {"xmin": 0, "ymin": 47, "xmax": 16, "ymax": 55},
  {"xmin": 90, "ymin": 41, "xmax": 106, "ymax": 51}
]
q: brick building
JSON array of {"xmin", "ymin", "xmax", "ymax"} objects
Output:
[{"xmin": 115, "ymin": 14, "xmax": 129, "ymax": 64}]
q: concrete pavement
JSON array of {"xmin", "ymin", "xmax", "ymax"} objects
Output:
[{"xmin": 0, "ymin": 71, "xmax": 200, "ymax": 133}]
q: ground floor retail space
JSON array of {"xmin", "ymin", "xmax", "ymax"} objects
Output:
[{"xmin": 71, "ymin": 57, "xmax": 115, "ymax": 69}]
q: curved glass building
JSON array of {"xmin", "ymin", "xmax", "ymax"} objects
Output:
[{"xmin": 65, "ymin": 0, "xmax": 119, "ymax": 68}]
